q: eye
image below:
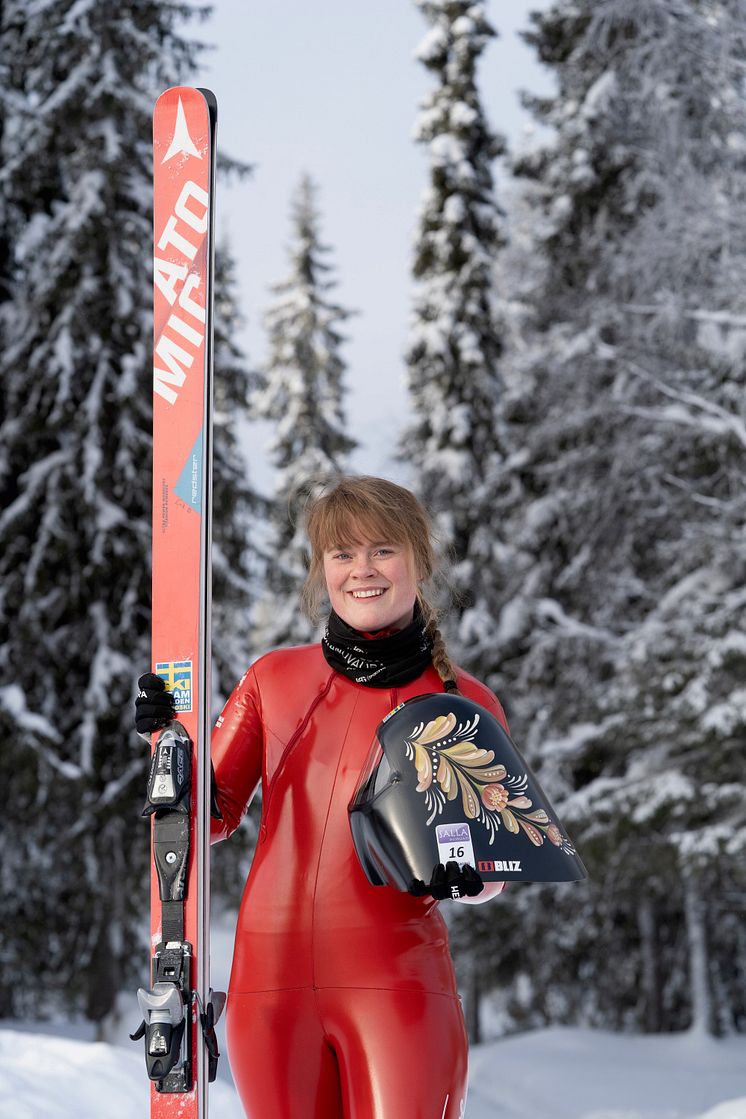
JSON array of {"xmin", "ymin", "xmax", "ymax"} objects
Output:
[
  {"xmin": 375, "ymin": 547, "xmax": 394, "ymax": 556},
  {"xmin": 333, "ymin": 551, "xmax": 352, "ymax": 561}
]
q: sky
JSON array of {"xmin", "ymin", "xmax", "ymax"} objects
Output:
[{"xmin": 197, "ymin": 1, "xmax": 554, "ymax": 492}]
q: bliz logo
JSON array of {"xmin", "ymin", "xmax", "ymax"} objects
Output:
[
  {"xmin": 156, "ymin": 660, "xmax": 193, "ymax": 713},
  {"xmin": 478, "ymin": 859, "xmax": 522, "ymax": 873}
]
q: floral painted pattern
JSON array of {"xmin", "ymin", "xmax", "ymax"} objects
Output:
[{"xmin": 405, "ymin": 711, "xmax": 576, "ymax": 854}]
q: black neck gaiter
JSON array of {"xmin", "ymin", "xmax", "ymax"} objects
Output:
[{"xmin": 321, "ymin": 603, "xmax": 434, "ymax": 688}]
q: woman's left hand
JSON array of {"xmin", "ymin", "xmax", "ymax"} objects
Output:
[
  {"xmin": 409, "ymin": 860, "xmax": 484, "ymax": 900},
  {"xmin": 453, "ymin": 880, "xmax": 506, "ymax": 905}
]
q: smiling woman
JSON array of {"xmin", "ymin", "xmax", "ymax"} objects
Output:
[{"xmin": 136, "ymin": 474, "xmax": 510, "ymax": 1119}]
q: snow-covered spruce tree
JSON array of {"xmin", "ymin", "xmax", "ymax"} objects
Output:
[
  {"xmin": 402, "ymin": 0, "xmax": 512, "ymax": 1042},
  {"xmin": 0, "ymin": 0, "xmax": 47, "ymax": 425},
  {"xmin": 211, "ymin": 244, "xmax": 267, "ymax": 691},
  {"xmin": 0, "ymin": 2, "xmax": 21, "ymax": 319},
  {"xmin": 0, "ymin": 1, "xmax": 259, "ymax": 1024},
  {"xmin": 253, "ymin": 174, "xmax": 356, "ymax": 650},
  {"xmin": 209, "ymin": 244, "xmax": 268, "ymax": 905},
  {"xmin": 478, "ymin": 0, "xmax": 746, "ymax": 1035},
  {"xmin": 0, "ymin": 0, "xmax": 197, "ymax": 1027},
  {"xmin": 402, "ymin": 0, "xmax": 510, "ymax": 681}
]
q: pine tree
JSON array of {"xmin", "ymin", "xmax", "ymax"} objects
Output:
[
  {"xmin": 211, "ymin": 245, "xmax": 267, "ymax": 692},
  {"xmin": 475, "ymin": 0, "xmax": 746, "ymax": 1036},
  {"xmin": 0, "ymin": 1, "xmax": 259, "ymax": 1023},
  {"xmin": 254, "ymin": 174, "xmax": 356, "ymax": 650},
  {"xmin": 209, "ymin": 245, "xmax": 268, "ymax": 906},
  {"xmin": 0, "ymin": 2, "xmax": 21, "ymax": 317},
  {"xmin": 403, "ymin": 0, "xmax": 510, "ymax": 678}
]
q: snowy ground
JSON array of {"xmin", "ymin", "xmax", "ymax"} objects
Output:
[
  {"xmin": 1, "ymin": 1020, "xmax": 744, "ymax": 1119},
  {"xmin": 3, "ymin": 918, "xmax": 743, "ymax": 1118}
]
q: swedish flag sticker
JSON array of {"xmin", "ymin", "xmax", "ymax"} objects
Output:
[{"xmin": 155, "ymin": 660, "xmax": 193, "ymax": 713}]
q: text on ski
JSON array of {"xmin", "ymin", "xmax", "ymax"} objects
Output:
[{"xmin": 153, "ymin": 180, "xmax": 208, "ymax": 405}]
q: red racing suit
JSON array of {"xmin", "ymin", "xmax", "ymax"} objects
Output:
[{"xmin": 211, "ymin": 644, "xmax": 509, "ymax": 1119}]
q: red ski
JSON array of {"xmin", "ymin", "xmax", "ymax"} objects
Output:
[{"xmin": 131, "ymin": 86, "xmax": 222, "ymax": 1119}]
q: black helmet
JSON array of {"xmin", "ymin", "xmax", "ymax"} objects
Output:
[{"xmin": 349, "ymin": 693, "xmax": 587, "ymax": 890}]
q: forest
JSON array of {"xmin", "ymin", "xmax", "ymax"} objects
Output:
[{"xmin": 0, "ymin": 0, "xmax": 744, "ymax": 1047}]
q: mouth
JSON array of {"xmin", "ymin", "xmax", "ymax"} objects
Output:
[{"xmin": 348, "ymin": 588, "xmax": 388, "ymax": 600}]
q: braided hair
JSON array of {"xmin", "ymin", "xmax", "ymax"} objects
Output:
[{"xmin": 417, "ymin": 596, "xmax": 460, "ymax": 695}]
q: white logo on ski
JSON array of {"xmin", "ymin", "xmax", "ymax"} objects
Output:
[
  {"xmin": 153, "ymin": 180, "xmax": 209, "ymax": 404},
  {"xmin": 162, "ymin": 96, "xmax": 202, "ymax": 164}
]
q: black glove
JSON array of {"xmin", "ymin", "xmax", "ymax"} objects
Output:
[
  {"xmin": 135, "ymin": 672, "xmax": 176, "ymax": 736},
  {"xmin": 409, "ymin": 860, "xmax": 484, "ymax": 900}
]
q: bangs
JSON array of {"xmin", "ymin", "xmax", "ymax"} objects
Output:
[{"xmin": 311, "ymin": 497, "xmax": 406, "ymax": 553}]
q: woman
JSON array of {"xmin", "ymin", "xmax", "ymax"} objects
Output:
[{"xmin": 138, "ymin": 475, "xmax": 508, "ymax": 1119}]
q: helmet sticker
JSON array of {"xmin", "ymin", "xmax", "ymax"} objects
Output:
[{"xmin": 435, "ymin": 822, "xmax": 475, "ymax": 869}]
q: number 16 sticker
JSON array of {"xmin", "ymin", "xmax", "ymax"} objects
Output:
[{"xmin": 435, "ymin": 822, "xmax": 475, "ymax": 868}]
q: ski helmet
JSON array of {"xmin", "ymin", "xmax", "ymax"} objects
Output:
[{"xmin": 349, "ymin": 692, "xmax": 587, "ymax": 890}]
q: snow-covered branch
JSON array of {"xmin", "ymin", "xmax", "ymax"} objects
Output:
[
  {"xmin": 625, "ymin": 362, "xmax": 746, "ymax": 450},
  {"xmin": 623, "ymin": 303, "xmax": 746, "ymax": 329},
  {"xmin": 535, "ymin": 598, "xmax": 622, "ymax": 645}
]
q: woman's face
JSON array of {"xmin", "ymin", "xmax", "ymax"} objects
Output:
[{"xmin": 323, "ymin": 536, "xmax": 419, "ymax": 632}]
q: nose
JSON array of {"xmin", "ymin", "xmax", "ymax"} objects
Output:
[{"xmin": 350, "ymin": 553, "xmax": 376, "ymax": 579}]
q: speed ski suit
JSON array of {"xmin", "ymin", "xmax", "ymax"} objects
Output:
[{"xmin": 211, "ymin": 643, "xmax": 509, "ymax": 1119}]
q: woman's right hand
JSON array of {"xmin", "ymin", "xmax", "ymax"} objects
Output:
[{"xmin": 135, "ymin": 672, "xmax": 176, "ymax": 736}]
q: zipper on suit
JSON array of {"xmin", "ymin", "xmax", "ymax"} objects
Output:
[{"xmin": 258, "ymin": 670, "xmax": 336, "ymax": 841}]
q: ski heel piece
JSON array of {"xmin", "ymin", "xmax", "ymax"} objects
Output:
[
  {"xmin": 134, "ymin": 982, "xmax": 187, "ymax": 1083},
  {"xmin": 131, "ymin": 939, "xmax": 194, "ymax": 1092}
]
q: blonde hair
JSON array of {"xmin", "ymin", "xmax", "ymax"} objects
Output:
[{"xmin": 301, "ymin": 475, "xmax": 460, "ymax": 692}]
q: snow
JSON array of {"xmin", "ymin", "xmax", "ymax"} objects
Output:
[
  {"xmin": 495, "ymin": 597, "xmax": 529, "ymax": 645},
  {"xmin": 0, "ymin": 1022, "xmax": 743, "ymax": 1119},
  {"xmin": 415, "ymin": 24, "xmax": 447, "ymax": 64},
  {"xmin": 451, "ymin": 100, "xmax": 479, "ymax": 129},
  {"xmin": 702, "ymin": 689, "xmax": 746, "ymax": 735},
  {"xmin": 631, "ymin": 770, "xmax": 694, "ymax": 824},
  {"xmin": 0, "ymin": 1028, "xmax": 244, "ymax": 1119},
  {"xmin": 430, "ymin": 132, "xmax": 469, "ymax": 167},
  {"xmin": 582, "ymin": 70, "xmax": 617, "ymax": 120},
  {"xmin": 0, "ymin": 449, "xmax": 69, "ymax": 533},
  {"xmin": 467, "ymin": 1029, "xmax": 746, "ymax": 1119},
  {"xmin": 0, "ymin": 684, "xmax": 61, "ymax": 744}
]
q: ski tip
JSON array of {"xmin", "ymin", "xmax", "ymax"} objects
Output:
[
  {"xmin": 154, "ymin": 87, "xmax": 217, "ymax": 134},
  {"xmin": 155, "ymin": 86, "xmax": 216, "ymax": 108},
  {"xmin": 196, "ymin": 88, "xmax": 218, "ymax": 116}
]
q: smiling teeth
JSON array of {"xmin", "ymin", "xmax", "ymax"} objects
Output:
[{"xmin": 352, "ymin": 589, "xmax": 385, "ymax": 599}]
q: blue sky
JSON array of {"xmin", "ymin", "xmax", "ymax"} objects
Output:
[{"xmin": 197, "ymin": 1, "xmax": 554, "ymax": 491}]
